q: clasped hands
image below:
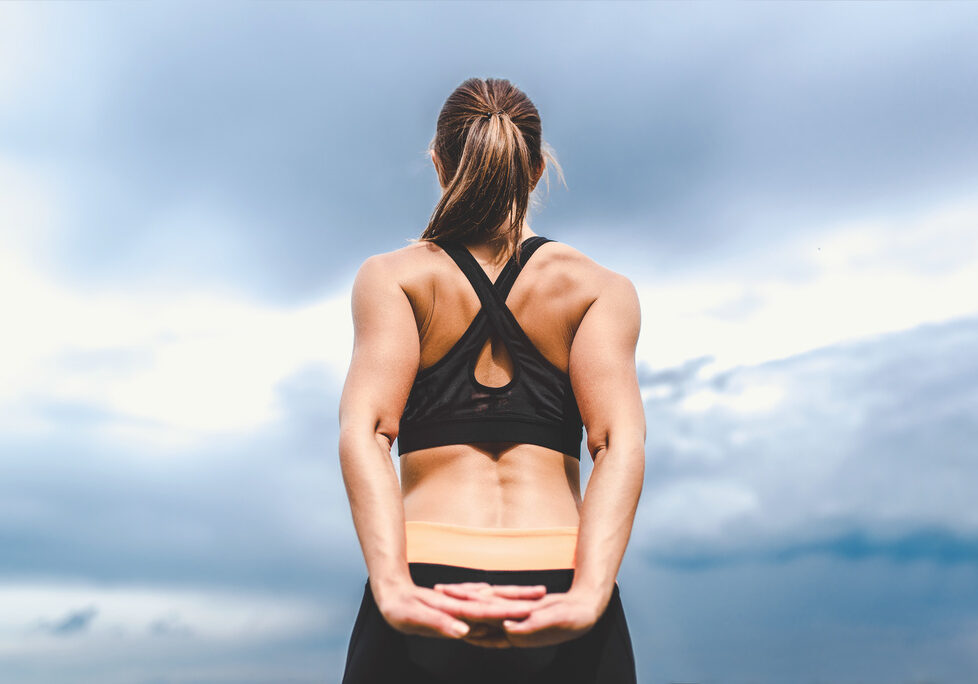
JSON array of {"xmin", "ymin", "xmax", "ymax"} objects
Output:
[{"xmin": 377, "ymin": 580, "xmax": 604, "ymax": 649}]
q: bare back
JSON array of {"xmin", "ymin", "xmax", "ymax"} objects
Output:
[{"xmin": 390, "ymin": 235, "xmax": 613, "ymax": 529}]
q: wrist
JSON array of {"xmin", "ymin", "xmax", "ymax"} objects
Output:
[
  {"xmin": 370, "ymin": 572, "xmax": 414, "ymax": 607},
  {"xmin": 567, "ymin": 581, "xmax": 614, "ymax": 619}
]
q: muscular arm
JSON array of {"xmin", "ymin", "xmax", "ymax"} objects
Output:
[
  {"xmin": 567, "ymin": 272, "xmax": 646, "ymax": 610},
  {"xmin": 338, "ymin": 254, "xmax": 420, "ymax": 602}
]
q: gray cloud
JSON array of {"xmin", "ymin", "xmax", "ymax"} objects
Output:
[
  {"xmin": 618, "ymin": 554, "xmax": 978, "ymax": 684},
  {"xmin": 147, "ymin": 614, "xmax": 193, "ymax": 638},
  {"xmin": 0, "ymin": 366, "xmax": 360, "ymax": 598},
  {"xmin": 2, "ymin": 314, "xmax": 976, "ymax": 680},
  {"xmin": 3, "ymin": 3, "xmax": 977, "ymax": 682},
  {"xmin": 635, "ymin": 314, "xmax": 978, "ymax": 564},
  {"xmin": 3, "ymin": 3, "xmax": 976, "ymax": 300},
  {"xmin": 37, "ymin": 605, "xmax": 98, "ymax": 636},
  {"xmin": 2, "ymin": 308, "xmax": 976, "ymax": 683}
]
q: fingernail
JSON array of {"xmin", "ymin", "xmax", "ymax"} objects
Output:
[
  {"xmin": 453, "ymin": 623, "xmax": 470, "ymax": 637},
  {"xmin": 434, "ymin": 584, "xmax": 443, "ymax": 589}
]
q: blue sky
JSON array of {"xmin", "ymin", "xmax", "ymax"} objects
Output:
[{"xmin": 1, "ymin": 2, "xmax": 977, "ymax": 682}]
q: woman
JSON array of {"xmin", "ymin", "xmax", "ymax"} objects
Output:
[{"xmin": 339, "ymin": 77, "xmax": 645, "ymax": 683}]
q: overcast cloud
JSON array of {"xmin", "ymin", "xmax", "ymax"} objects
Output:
[{"xmin": 1, "ymin": 2, "xmax": 977, "ymax": 683}]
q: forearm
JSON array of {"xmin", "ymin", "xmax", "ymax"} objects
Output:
[
  {"xmin": 569, "ymin": 439, "xmax": 645, "ymax": 608},
  {"xmin": 338, "ymin": 426, "xmax": 412, "ymax": 600}
]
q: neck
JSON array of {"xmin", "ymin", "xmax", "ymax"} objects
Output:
[{"xmin": 463, "ymin": 226, "xmax": 537, "ymax": 265}]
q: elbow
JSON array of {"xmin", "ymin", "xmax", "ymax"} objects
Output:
[
  {"xmin": 376, "ymin": 413, "xmax": 400, "ymax": 452},
  {"xmin": 586, "ymin": 429, "xmax": 608, "ymax": 462},
  {"xmin": 376, "ymin": 426, "xmax": 397, "ymax": 453},
  {"xmin": 338, "ymin": 412, "xmax": 399, "ymax": 458},
  {"xmin": 587, "ymin": 427, "xmax": 645, "ymax": 467}
]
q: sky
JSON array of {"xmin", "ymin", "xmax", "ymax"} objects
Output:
[{"xmin": 1, "ymin": 1, "xmax": 977, "ymax": 682}]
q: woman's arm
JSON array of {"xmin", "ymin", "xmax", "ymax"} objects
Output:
[
  {"xmin": 338, "ymin": 253, "xmax": 420, "ymax": 602},
  {"xmin": 566, "ymin": 271, "xmax": 646, "ymax": 613}
]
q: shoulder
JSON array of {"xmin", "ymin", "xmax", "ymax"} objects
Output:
[
  {"xmin": 353, "ymin": 240, "xmax": 439, "ymax": 291},
  {"xmin": 354, "ymin": 240, "xmax": 422, "ymax": 271},
  {"xmin": 537, "ymin": 240, "xmax": 637, "ymax": 303}
]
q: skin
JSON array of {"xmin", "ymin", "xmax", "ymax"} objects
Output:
[{"xmin": 337, "ymin": 150, "xmax": 646, "ymax": 650}]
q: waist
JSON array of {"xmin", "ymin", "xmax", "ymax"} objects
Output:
[{"xmin": 404, "ymin": 520, "xmax": 579, "ymax": 571}]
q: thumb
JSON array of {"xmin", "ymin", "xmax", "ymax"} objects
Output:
[
  {"xmin": 505, "ymin": 604, "xmax": 555, "ymax": 633},
  {"xmin": 503, "ymin": 617, "xmax": 530, "ymax": 633},
  {"xmin": 444, "ymin": 617, "xmax": 470, "ymax": 638}
]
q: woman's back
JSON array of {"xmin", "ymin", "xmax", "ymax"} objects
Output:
[{"xmin": 381, "ymin": 232, "xmax": 619, "ymax": 529}]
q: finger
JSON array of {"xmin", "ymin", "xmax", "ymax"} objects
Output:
[
  {"xmin": 434, "ymin": 582, "xmax": 545, "ymax": 595},
  {"xmin": 417, "ymin": 588, "xmax": 490, "ymax": 613},
  {"xmin": 503, "ymin": 605, "xmax": 563, "ymax": 634},
  {"xmin": 485, "ymin": 585, "xmax": 548, "ymax": 599},
  {"xmin": 417, "ymin": 589, "xmax": 493, "ymax": 619},
  {"xmin": 433, "ymin": 584, "xmax": 546, "ymax": 604},
  {"xmin": 433, "ymin": 584, "xmax": 492, "ymax": 600},
  {"xmin": 410, "ymin": 604, "xmax": 472, "ymax": 639},
  {"xmin": 448, "ymin": 597, "xmax": 539, "ymax": 620},
  {"xmin": 419, "ymin": 590, "xmax": 540, "ymax": 620},
  {"xmin": 433, "ymin": 582, "xmax": 491, "ymax": 591},
  {"xmin": 434, "ymin": 584, "xmax": 548, "ymax": 603}
]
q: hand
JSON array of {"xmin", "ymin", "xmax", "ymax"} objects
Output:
[
  {"xmin": 374, "ymin": 580, "xmax": 545, "ymax": 643},
  {"xmin": 431, "ymin": 582, "xmax": 549, "ymax": 648},
  {"xmin": 437, "ymin": 583, "xmax": 605, "ymax": 648}
]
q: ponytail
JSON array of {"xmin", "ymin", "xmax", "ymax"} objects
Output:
[{"xmin": 418, "ymin": 77, "xmax": 564, "ymax": 263}]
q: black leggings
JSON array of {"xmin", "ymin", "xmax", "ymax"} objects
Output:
[{"xmin": 341, "ymin": 562, "xmax": 637, "ymax": 684}]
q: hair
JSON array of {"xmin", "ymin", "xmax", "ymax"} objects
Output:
[{"xmin": 413, "ymin": 77, "xmax": 565, "ymax": 264}]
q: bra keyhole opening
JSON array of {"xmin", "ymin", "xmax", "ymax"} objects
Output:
[{"xmin": 472, "ymin": 332, "xmax": 515, "ymax": 390}]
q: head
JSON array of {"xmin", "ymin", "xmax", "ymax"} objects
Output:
[{"xmin": 417, "ymin": 77, "xmax": 565, "ymax": 262}]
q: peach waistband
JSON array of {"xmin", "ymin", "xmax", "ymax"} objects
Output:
[{"xmin": 405, "ymin": 520, "xmax": 579, "ymax": 571}]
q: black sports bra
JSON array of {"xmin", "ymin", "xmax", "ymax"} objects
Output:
[{"xmin": 396, "ymin": 235, "xmax": 584, "ymax": 460}]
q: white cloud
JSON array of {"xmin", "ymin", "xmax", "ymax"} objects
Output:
[
  {"xmin": 1, "ymin": 252, "xmax": 353, "ymax": 447},
  {"xmin": 1, "ymin": 159, "xmax": 354, "ymax": 449},
  {"xmin": 0, "ymin": 6, "xmax": 39, "ymax": 108},
  {"xmin": 679, "ymin": 383, "xmax": 784, "ymax": 414},
  {"xmin": 5, "ymin": 175, "xmax": 976, "ymax": 458},
  {"xmin": 635, "ymin": 196, "xmax": 978, "ymax": 373},
  {"xmin": 637, "ymin": 478, "xmax": 761, "ymax": 543}
]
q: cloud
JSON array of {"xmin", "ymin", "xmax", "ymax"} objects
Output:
[
  {"xmin": 634, "ymin": 313, "xmax": 978, "ymax": 564},
  {"xmin": 38, "ymin": 606, "xmax": 98, "ymax": 637},
  {"xmin": 2, "ymin": 3, "xmax": 977, "ymax": 301},
  {"xmin": 2, "ymin": 126, "xmax": 976, "ymax": 610},
  {"xmin": 147, "ymin": 614, "xmax": 194, "ymax": 638},
  {"xmin": 2, "ymin": 3, "xmax": 977, "ymax": 682},
  {"xmin": 618, "ymin": 553, "xmax": 978, "ymax": 683},
  {"xmin": 632, "ymin": 195, "xmax": 978, "ymax": 372},
  {"xmin": 0, "ymin": 580, "xmax": 344, "ymax": 683},
  {"xmin": 0, "ymin": 231, "xmax": 353, "ymax": 447}
]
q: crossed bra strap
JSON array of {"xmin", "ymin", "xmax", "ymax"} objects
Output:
[{"xmin": 433, "ymin": 236, "xmax": 553, "ymax": 332}]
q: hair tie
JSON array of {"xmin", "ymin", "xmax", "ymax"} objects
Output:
[{"xmin": 484, "ymin": 109, "xmax": 505, "ymax": 119}]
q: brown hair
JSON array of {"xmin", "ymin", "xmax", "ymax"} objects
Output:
[{"xmin": 414, "ymin": 77, "xmax": 565, "ymax": 264}]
